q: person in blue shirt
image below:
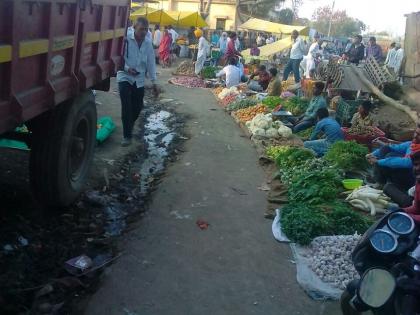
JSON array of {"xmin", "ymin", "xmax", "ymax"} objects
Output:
[
  {"xmin": 366, "ymin": 124, "xmax": 420, "ymax": 191},
  {"xmin": 290, "ymin": 81, "xmax": 327, "ymax": 133},
  {"xmin": 211, "ymin": 31, "xmax": 220, "ymax": 46},
  {"xmin": 304, "ymin": 107, "xmax": 344, "ymax": 157}
]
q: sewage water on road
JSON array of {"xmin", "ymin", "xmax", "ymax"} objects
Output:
[
  {"xmin": 0, "ymin": 95, "xmax": 184, "ymax": 313},
  {"xmin": 99, "ymin": 108, "xmax": 179, "ymax": 236}
]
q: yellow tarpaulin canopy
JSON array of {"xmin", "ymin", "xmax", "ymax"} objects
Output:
[
  {"xmin": 239, "ymin": 18, "xmax": 309, "ymax": 36},
  {"xmin": 242, "ymin": 37, "xmax": 293, "ymax": 62},
  {"xmin": 130, "ymin": 8, "xmax": 177, "ymax": 25},
  {"xmin": 131, "ymin": 2, "xmax": 141, "ymax": 9},
  {"xmin": 167, "ymin": 11, "xmax": 208, "ymax": 28}
]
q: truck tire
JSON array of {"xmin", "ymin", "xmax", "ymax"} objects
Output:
[{"xmin": 29, "ymin": 91, "xmax": 97, "ymax": 207}]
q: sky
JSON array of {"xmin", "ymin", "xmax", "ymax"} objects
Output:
[{"xmin": 282, "ymin": 0, "xmax": 420, "ymax": 36}]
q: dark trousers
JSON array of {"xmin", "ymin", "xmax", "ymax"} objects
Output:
[
  {"xmin": 374, "ymin": 164, "xmax": 415, "ymax": 192},
  {"xmin": 118, "ymin": 81, "xmax": 144, "ymax": 139},
  {"xmin": 283, "ymin": 58, "xmax": 303, "ymax": 83},
  {"xmin": 383, "ymin": 182, "xmax": 413, "ymax": 207}
]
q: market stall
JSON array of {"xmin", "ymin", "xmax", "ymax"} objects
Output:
[
  {"xmin": 241, "ymin": 37, "xmax": 292, "ymax": 62},
  {"xmin": 205, "ymin": 75, "xmax": 402, "ymax": 300},
  {"xmin": 239, "ymin": 18, "xmax": 309, "ymax": 36},
  {"xmin": 130, "ymin": 7, "xmax": 177, "ymax": 25},
  {"xmin": 167, "ymin": 11, "xmax": 208, "ymax": 28}
]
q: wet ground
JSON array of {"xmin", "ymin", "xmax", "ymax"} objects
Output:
[{"xmin": 0, "ymin": 92, "xmax": 185, "ymax": 314}]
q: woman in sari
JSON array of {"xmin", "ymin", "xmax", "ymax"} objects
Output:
[{"xmin": 159, "ymin": 30, "xmax": 172, "ymax": 67}]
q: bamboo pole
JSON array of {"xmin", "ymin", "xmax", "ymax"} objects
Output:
[{"xmin": 350, "ymin": 66, "xmax": 418, "ymax": 123}]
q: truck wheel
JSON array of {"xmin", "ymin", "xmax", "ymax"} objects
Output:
[{"xmin": 29, "ymin": 91, "xmax": 97, "ymax": 207}]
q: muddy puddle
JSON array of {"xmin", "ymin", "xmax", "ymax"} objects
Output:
[{"xmin": 0, "ymin": 99, "xmax": 185, "ymax": 314}]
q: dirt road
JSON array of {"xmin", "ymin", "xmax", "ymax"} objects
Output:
[{"xmin": 84, "ymin": 68, "xmax": 341, "ymax": 315}]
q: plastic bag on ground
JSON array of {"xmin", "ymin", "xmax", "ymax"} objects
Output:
[
  {"xmin": 271, "ymin": 209, "xmax": 290, "ymax": 242},
  {"xmin": 96, "ymin": 116, "xmax": 116, "ymax": 143},
  {"xmin": 289, "ymin": 243, "xmax": 343, "ymax": 301}
]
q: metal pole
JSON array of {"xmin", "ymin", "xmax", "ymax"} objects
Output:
[{"xmin": 327, "ymin": 0, "xmax": 335, "ymax": 38}]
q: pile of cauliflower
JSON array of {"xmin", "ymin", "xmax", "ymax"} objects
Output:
[
  {"xmin": 308, "ymin": 235, "xmax": 360, "ymax": 290},
  {"xmin": 245, "ymin": 113, "xmax": 292, "ymax": 139}
]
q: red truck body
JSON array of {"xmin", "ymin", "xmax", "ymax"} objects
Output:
[{"xmin": 0, "ymin": 0, "xmax": 130, "ymax": 134}]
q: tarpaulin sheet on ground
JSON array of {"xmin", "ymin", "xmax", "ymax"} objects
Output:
[
  {"xmin": 239, "ymin": 18, "xmax": 309, "ymax": 36},
  {"xmin": 167, "ymin": 11, "xmax": 208, "ymax": 28},
  {"xmin": 130, "ymin": 8, "xmax": 177, "ymax": 25},
  {"xmin": 242, "ymin": 37, "xmax": 292, "ymax": 62}
]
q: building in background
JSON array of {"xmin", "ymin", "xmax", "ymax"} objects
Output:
[{"xmin": 152, "ymin": 0, "xmax": 238, "ymax": 30}]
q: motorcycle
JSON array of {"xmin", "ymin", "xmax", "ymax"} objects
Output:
[{"xmin": 341, "ymin": 210, "xmax": 420, "ymax": 315}]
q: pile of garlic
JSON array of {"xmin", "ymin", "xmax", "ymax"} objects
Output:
[
  {"xmin": 245, "ymin": 113, "xmax": 292, "ymax": 139},
  {"xmin": 308, "ymin": 235, "xmax": 360, "ymax": 290}
]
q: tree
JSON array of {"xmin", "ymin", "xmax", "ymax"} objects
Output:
[
  {"xmin": 311, "ymin": 6, "xmax": 366, "ymax": 37},
  {"xmin": 277, "ymin": 8, "xmax": 294, "ymax": 24}
]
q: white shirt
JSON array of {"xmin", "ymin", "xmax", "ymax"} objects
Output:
[
  {"xmin": 117, "ymin": 31, "xmax": 157, "ymax": 87},
  {"xmin": 197, "ymin": 36, "xmax": 209, "ymax": 58},
  {"xmin": 235, "ymin": 38, "xmax": 240, "ymax": 51},
  {"xmin": 153, "ymin": 29, "xmax": 161, "ymax": 47},
  {"xmin": 216, "ymin": 65, "xmax": 241, "ymax": 88},
  {"xmin": 394, "ymin": 49, "xmax": 404, "ymax": 74},
  {"xmin": 169, "ymin": 29, "xmax": 178, "ymax": 44},
  {"xmin": 307, "ymin": 42, "xmax": 322, "ymax": 60},
  {"xmin": 290, "ymin": 37, "xmax": 305, "ymax": 59}
]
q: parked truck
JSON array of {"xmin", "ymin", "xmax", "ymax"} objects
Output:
[{"xmin": 0, "ymin": 0, "xmax": 130, "ymax": 206}]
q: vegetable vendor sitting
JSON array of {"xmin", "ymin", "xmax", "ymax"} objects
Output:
[
  {"xmin": 247, "ymin": 64, "xmax": 270, "ymax": 92},
  {"xmin": 266, "ymin": 68, "xmax": 282, "ymax": 96},
  {"xmin": 349, "ymin": 100, "xmax": 376, "ymax": 134},
  {"xmin": 304, "ymin": 107, "xmax": 344, "ymax": 157},
  {"xmin": 287, "ymin": 81, "xmax": 327, "ymax": 133},
  {"xmin": 215, "ymin": 57, "xmax": 241, "ymax": 88},
  {"xmin": 366, "ymin": 123, "xmax": 420, "ymax": 192},
  {"xmin": 403, "ymin": 150, "xmax": 420, "ymax": 222}
]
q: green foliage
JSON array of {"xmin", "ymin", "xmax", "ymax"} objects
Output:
[
  {"xmin": 276, "ymin": 8, "xmax": 294, "ymax": 25},
  {"xmin": 288, "ymin": 168, "xmax": 342, "ymax": 205},
  {"xmin": 262, "ymin": 96, "xmax": 284, "ymax": 109},
  {"xmin": 226, "ymin": 98, "xmax": 258, "ymax": 111},
  {"xmin": 266, "ymin": 145, "xmax": 290, "ymax": 160},
  {"xmin": 282, "ymin": 96, "xmax": 309, "ymax": 116},
  {"xmin": 311, "ymin": 6, "xmax": 366, "ymax": 37},
  {"xmin": 325, "ymin": 202, "xmax": 373, "ymax": 235},
  {"xmin": 281, "ymin": 201, "xmax": 373, "ymax": 245},
  {"xmin": 275, "ymin": 146, "xmax": 315, "ymax": 171},
  {"xmin": 201, "ymin": 66, "xmax": 217, "ymax": 79},
  {"xmin": 281, "ymin": 204, "xmax": 332, "ymax": 245},
  {"xmin": 296, "ymin": 126, "xmax": 314, "ymax": 140},
  {"xmin": 324, "ymin": 141, "xmax": 369, "ymax": 172}
]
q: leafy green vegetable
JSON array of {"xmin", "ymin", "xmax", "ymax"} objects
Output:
[
  {"xmin": 262, "ymin": 96, "xmax": 284, "ymax": 109},
  {"xmin": 201, "ymin": 66, "xmax": 217, "ymax": 79},
  {"xmin": 275, "ymin": 146, "xmax": 315, "ymax": 171},
  {"xmin": 288, "ymin": 168, "xmax": 342, "ymax": 205},
  {"xmin": 281, "ymin": 204, "xmax": 332, "ymax": 245},
  {"xmin": 296, "ymin": 126, "xmax": 314, "ymax": 140},
  {"xmin": 324, "ymin": 141, "xmax": 369, "ymax": 172},
  {"xmin": 226, "ymin": 98, "xmax": 258, "ymax": 111},
  {"xmin": 282, "ymin": 96, "xmax": 310, "ymax": 116},
  {"xmin": 324, "ymin": 202, "xmax": 373, "ymax": 235},
  {"xmin": 281, "ymin": 201, "xmax": 373, "ymax": 245}
]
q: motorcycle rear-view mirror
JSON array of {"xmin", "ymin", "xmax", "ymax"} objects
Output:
[{"xmin": 358, "ymin": 268, "xmax": 396, "ymax": 308}]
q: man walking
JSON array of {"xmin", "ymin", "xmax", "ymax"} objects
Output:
[
  {"xmin": 117, "ymin": 17, "xmax": 159, "ymax": 146},
  {"xmin": 282, "ymin": 30, "xmax": 305, "ymax": 83}
]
